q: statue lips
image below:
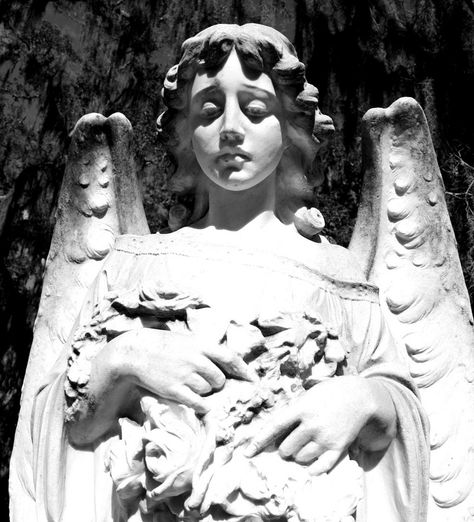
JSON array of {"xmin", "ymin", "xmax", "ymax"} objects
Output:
[{"xmin": 216, "ymin": 148, "xmax": 252, "ymax": 170}]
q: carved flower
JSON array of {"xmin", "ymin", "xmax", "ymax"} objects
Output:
[
  {"xmin": 293, "ymin": 207, "xmax": 325, "ymax": 238},
  {"xmin": 111, "ymin": 281, "xmax": 206, "ymax": 318},
  {"xmin": 140, "ymin": 396, "xmax": 206, "ymax": 511},
  {"xmin": 194, "ymin": 447, "xmax": 363, "ymax": 522},
  {"xmin": 105, "ymin": 304, "xmax": 358, "ymax": 522},
  {"xmin": 106, "ymin": 418, "xmax": 146, "ymax": 513},
  {"xmin": 106, "ymin": 396, "xmax": 206, "ymax": 517},
  {"xmin": 255, "ymin": 310, "xmax": 348, "ymax": 386}
]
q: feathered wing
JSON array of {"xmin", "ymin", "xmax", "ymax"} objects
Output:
[
  {"xmin": 349, "ymin": 97, "xmax": 474, "ymax": 521},
  {"xmin": 10, "ymin": 112, "xmax": 150, "ymax": 518}
]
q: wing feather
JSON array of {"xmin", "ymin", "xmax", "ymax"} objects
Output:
[
  {"xmin": 10, "ymin": 112, "xmax": 149, "ymax": 517},
  {"xmin": 350, "ymin": 97, "xmax": 474, "ymax": 521}
]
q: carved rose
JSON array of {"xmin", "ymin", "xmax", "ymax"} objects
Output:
[
  {"xmin": 106, "ymin": 396, "xmax": 206, "ymax": 518},
  {"xmin": 293, "ymin": 207, "xmax": 325, "ymax": 238},
  {"xmin": 140, "ymin": 396, "xmax": 205, "ymax": 510},
  {"xmin": 106, "ymin": 418, "xmax": 146, "ymax": 514}
]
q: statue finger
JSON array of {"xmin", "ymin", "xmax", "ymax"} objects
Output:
[
  {"xmin": 169, "ymin": 385, "xmax": 210, "ymax": 415},
  {"xmin": 194, "ymin": 356, "xmax": 226, "ymax": 390},
  {"xmin": 244, "ymin": 412, "xmax": 299, "ymax": 458},
  {"xmin": 186, "ymin": 374, "xmax": 213, "ymax": 395},
  {"xmin": 204, "ymin": 346, "xmax": 257, "ymax": 382},
  {"xmin": 279, "ymin": 426, "xmax": 313, "ymax": 459},
  {"xmin": 294, "ymin": 441, "xmax": 323, "ymax": 464},
  {"xmin": 307, "ymin": 449, "xmax": 342, "ymax": 476}
]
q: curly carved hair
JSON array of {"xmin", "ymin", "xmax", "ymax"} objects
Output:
[{"xmin": 157, "ymin": 23, "xmax": 333, "ymax": 232}]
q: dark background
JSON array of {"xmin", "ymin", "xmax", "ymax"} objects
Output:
[{"xmin": 1, "ymin": 0, "xmax": 474, "ymax": 516}]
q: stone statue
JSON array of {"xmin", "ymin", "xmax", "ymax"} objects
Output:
[{"xmin": 9, "ymin": 23, "xmax": 474, "ymax": 522}]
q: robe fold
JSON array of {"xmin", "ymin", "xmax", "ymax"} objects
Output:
[{"xmin": 15, "ymin": 231, "xmax": 430, "ymax": 521}]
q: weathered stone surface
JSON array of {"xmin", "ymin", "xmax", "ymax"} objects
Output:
[
  {"xmin": 10, "ymin": 22, "xmax": 433, "ymax": 522},
  {"xmin": 350, "ymin": 97, "xmax": 474, "ymax": 521},
  {"xmin": 2, "ymin": 0, "xmax": 474, "ymax": 516}
]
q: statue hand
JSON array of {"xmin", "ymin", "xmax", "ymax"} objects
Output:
[
  {"xmin": 111, "ymin": 328, "xmax": 255, "ymax": 414},
  {"xmin": 244, "ymin": 376, "xmax": 397, "ymax": 475},
  {"xmin": 67, "ymin": 328, "xmax": 254, "ymax": 446}
]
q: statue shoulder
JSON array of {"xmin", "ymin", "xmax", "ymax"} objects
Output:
[
  {"xmin": 300, "ymin": 240, "xmax": 368, "ymax": 284},
  {"xmin": 112, "ymin": 231, "xmax": 368, "ymax": 285}
]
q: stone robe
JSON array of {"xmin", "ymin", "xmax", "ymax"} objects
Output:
[{"xmin": 23, "ymin": 230, "xmax": 429, "ymax": 521}]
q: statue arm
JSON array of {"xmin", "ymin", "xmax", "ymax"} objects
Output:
[
  {"xmin": 65, "ymin": 319, "xmax": 255, "ymax": 446},
  {"xmin": 66, "ymin": 328, "xmax": 223, "ymax": 446},
  {"xmin": 356, "ymin": 377, "xmax": 397, "ymax": 452},
  {"xmin": 245, "ymin": 294, "xmax": 409, "ymax": 465},
  {"xmin": 346, "ymin": 293, "xmax": 430, "ymax": 521},
  {"xmin": 245, "ymin": 373, "xmax": 396, "ymax": 474}
]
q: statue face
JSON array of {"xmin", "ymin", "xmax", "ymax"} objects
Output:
[{"xmin": 189, "ymin": 49, "xmax": 284, "ymax": 191}]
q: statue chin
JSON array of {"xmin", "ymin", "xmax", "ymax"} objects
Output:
[{"xmin": 203, "ymin": 169, "xmax": 276, "ymax": 192}]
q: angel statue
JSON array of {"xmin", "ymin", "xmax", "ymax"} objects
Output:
[{"xmin": 9, "ymin": 23, "xmax": 474, "ymax": 522}]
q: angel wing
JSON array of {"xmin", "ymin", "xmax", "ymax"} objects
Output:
[
  {"xmin": 10, "ymin": 112, "xmax": 149, "ymax": 516},
  {"xmin": 349, "ymin": 97, "xmax": 474, "ymax": 521}
]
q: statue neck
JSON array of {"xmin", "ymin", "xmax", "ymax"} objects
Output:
[{"xmin": 202, "ymin": 172, "xmax": 279, "ymax": 232}]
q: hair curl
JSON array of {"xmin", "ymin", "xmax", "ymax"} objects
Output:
[{"xmin": 157, "ymin": 23, "xmax": 334, "ymax": 234}]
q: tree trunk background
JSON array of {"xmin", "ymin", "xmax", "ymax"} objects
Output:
[{"xmin": 1, "ymin": 0, "xmax": 473, "ymax": 515}]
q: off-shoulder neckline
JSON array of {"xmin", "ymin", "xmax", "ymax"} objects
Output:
[{"xmin": 111, "ymin": 232, "xmax": 380, "ymax": 302}]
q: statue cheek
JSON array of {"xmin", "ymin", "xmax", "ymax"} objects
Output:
[
  {"xmin": 193, "ymin": 124, "xmax": 219, "ymax": 151},
  {"xmin": 259, "ymin": 124, "xmax": 284, "ymax": 160},
  {"xmin": 192, "ymin": 133, "xmax": 214, "ymax": 161},
  {"xmin": 261, "ymin": 118, "xmax": 284, "ymax": 146}
]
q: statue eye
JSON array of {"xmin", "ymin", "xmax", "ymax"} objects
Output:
[
  {"xmin": 245, "ymin": 100, "xmax": 269, "ymax": 119},
  {"xmin": 201, "ymin": 101, "xmax": 221, "ymax": 119}
]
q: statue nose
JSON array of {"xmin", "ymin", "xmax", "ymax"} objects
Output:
[
  {"xmin": 220, "ymin": 99, "xmax": 244, "ymax": 144},
  {"xmin": 220, "ymin": 129, "xmax": 244, "ymax": 144}
]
